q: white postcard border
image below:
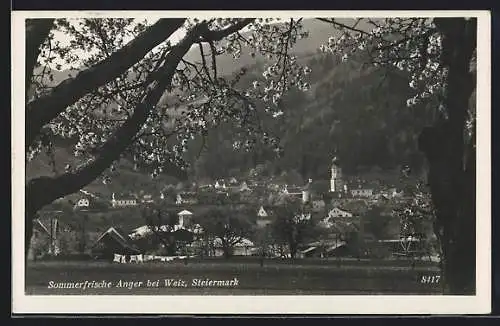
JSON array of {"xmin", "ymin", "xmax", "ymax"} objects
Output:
[{"xmin": 11, "ymin": 10, "xmax": 491, "ymax": 314}]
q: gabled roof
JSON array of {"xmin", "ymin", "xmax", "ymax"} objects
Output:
[
  {"xmin": 92, "ymin": 227, "xmax": 140, "ymax": 253},
  {"xmin": 94, "ymin": 227, "xmax": 130, "ymax": 245},
  {"xmin": 329, "ymin": 207, "xmax": 353, "ymax": 215},
  {"xmin": 257, "ymin": 206, "xmax": 269, "ymax": 217},
  {"xmin": 178, "ymin": 209, "xmax": 193, "ymax": 216}
]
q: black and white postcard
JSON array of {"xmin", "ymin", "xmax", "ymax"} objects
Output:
[{"xmin": 12, "ymin": 10, "xmax": 491, "ymax": 314}]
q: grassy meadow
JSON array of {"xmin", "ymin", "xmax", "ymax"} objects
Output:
[{"xmin": 25, "ymin": 257, "xmax": 443, "ymax": 295}]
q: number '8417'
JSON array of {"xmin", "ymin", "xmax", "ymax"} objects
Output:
[{"xmin": 420, "ymin": 275, "xmax": 441, "ymax": 284}]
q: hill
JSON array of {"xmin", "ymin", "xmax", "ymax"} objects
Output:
[{"xmin": 27, "ymin": 18, "xmax": 432, "ymax": 203}]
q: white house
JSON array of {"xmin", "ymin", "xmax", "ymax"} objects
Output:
[
  {"xmin": 76, "ymin": 198, "xmax": 90, "ymax": 208},
  {"xmin": 328, "ymin": 207, "xmax": 353, "ymax": 218},
  {"xmin": 111, "ymin": 193, "xmax": 137, "ymax": 208},
  {"xmin": 214, "ymin": 180, "xmax": 227, "ymax": 190},
  {"xmin": 239, "ymin": 181, "xmax": 251, "ymax": 192},
  {"xmin": 141, "ymin": 194, "xmax": 154, "ymax": 204},
  {"xmin": 350, "ymin": 188, "xmax": 374, "ymax": 198},
  {"xmin": 256, "ymin": 206, "xmax": 273, "ymax": 228},
  {"xmin": 257, "ymin": 206, "xmax": 268, "ymax": 217},
  {"xmin": 177, "ymin": 209, "xmax": 193, "ymax": 227}
]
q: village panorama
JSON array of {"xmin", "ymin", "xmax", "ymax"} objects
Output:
[{"xmin": 22, "ymin": 16, "xmax": 477, "ymax": 296}]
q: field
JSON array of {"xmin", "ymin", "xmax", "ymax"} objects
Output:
[{"xmin": 25, "ymin": 257, "xmax": 444, "ymax": 295}]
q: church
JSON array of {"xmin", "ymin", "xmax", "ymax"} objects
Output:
[
  {"xmin": 330, "ymin": 156, "xmax": 344, "ymax": 193},
  {"xmin": 329, "ymin": 156, "xmax": 375, "ymax": 199}
]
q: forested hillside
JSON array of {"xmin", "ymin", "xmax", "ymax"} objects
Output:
[
  {"xmin": 182, "ymin": 51, "xmax": 435, "ymax": 182},
  {"xmin": 27, "ymin": 18, "xmax": 436, "ymax": 195}
]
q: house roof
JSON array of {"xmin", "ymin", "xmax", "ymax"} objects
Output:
[
  {"xmin": 178, "ymin": 209, "xmax": 193, "ymax": 216},
  {"xmin": 257, "ymin": 205, "xmax": 277, "ymax": 216},
  {"xmin": 94, "ymin": 227, "xmax": 130, "ymax": 244},
  {"xmin": 329, "ymin": 207, "xmax": 353, "ymax": 215},
  {"xmin": 92, "ymin": 227, "xmax": 140, "ymax": 253},
  {"xmin": 178, "ymin": 192, "xmax": 197, "ymax": 198},
  {"xmin": 301, "ymin": 246, "xmax": 317, "ymax": 254}
]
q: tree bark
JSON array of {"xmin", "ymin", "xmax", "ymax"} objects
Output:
[{"xmin": 420, "ymin": 18, "xmax": 476, "ymax": 294}]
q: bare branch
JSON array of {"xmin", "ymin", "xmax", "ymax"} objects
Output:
[
  {"xmin": 316, "ymin": 18, "xmax": 371, "ymax": 36},
  {"xmin": 208, "ymin": 41, "xmax": 218, "ymax": 82},
  {"xmin": 198, "ymin": 42, "xmax": 214, "ymax": 85},
  {"xmin": 200, "ymin": 18, "xmax": 255, "ymax": 42}
]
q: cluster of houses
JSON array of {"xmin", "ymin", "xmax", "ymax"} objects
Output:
[
  {"xmin": 30, "ymin": 157, "xmax": 421, "ymax": 261},
  {"xmin": 67, "ymin": 156, "xmax": 407, "ymax": 213}
]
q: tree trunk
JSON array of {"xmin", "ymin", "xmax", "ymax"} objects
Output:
[
  {"xmin": 222, "ymin": 246, "xmax": 232, "ymax": 259},
  {"xmin": 420, "ymin": 18, "xmax": 476, "ymax": 294},
  {"xmin": 289, "ymin": 243, "xmax": 297, "ymax": 259}
]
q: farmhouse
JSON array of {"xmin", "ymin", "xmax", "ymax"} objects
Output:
[
  {"xmin": 328, "ymin": 207, "xmax": 354, "ymax": 218},
  {"xmin": 350, "ymin": 188, "xmax": 374, "ymax": 198},
  {"xmin": 111, "ymin": 193, "xmax": 137, "ymax": 208},
  {"xmin": 177, "ymin": 209, "xmax": 193, "ymax": 227},
  {"xmin": 256, "ymin": 206, "xmax": 273, "ymax": 228},
  {"xmin": 76, "ymin": 198, "xmax": 90, "ymax": 208},
  {"xmin": 91, "ymin": 227, "xmax": 140, "ymax": 258}
]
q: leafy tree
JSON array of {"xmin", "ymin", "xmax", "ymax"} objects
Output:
[
  {"xmin": 363, "ymin": 206, "xmax": 394, "ymax": 241},
  {"xmin": 318, "ymin": 17, "xmax": 477, "ymax": 294},
  {"xmin": 141, "ymin": 206, "xmax": 183, "ymax": 256},
  {"xmin": 196, "ymin": 206, "xmax": 253, "ymax": 258},
  {"xmin": 30, "ymin": 231, "xmax": 50, "ymax": 260},
  {"xmin": 270, "ymin": 197, "xmax": 316, "ymax": 258},
  {"xmin": 24, "ymin": 17, "xmax": 312, "ymax": 259},
  {"xmin": 393, "ymin": 181, "xmax": 437, "ymax": 261},
  {"xmin": 253, "ymin": 224, "xmax": 274, "ymax": 266}
]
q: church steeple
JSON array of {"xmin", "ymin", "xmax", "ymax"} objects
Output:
[{"xmin": 330, "ymin": 156, "xmax": 343, "ymax": 192}]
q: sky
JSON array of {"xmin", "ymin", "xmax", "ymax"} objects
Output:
[
  {"xmin": 48, "ymin": 18, "xmax": 186, "ymax": 70},
  {"xmin": 47, "ymin": 18, "xmax": 258, "ymax": 71}
]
